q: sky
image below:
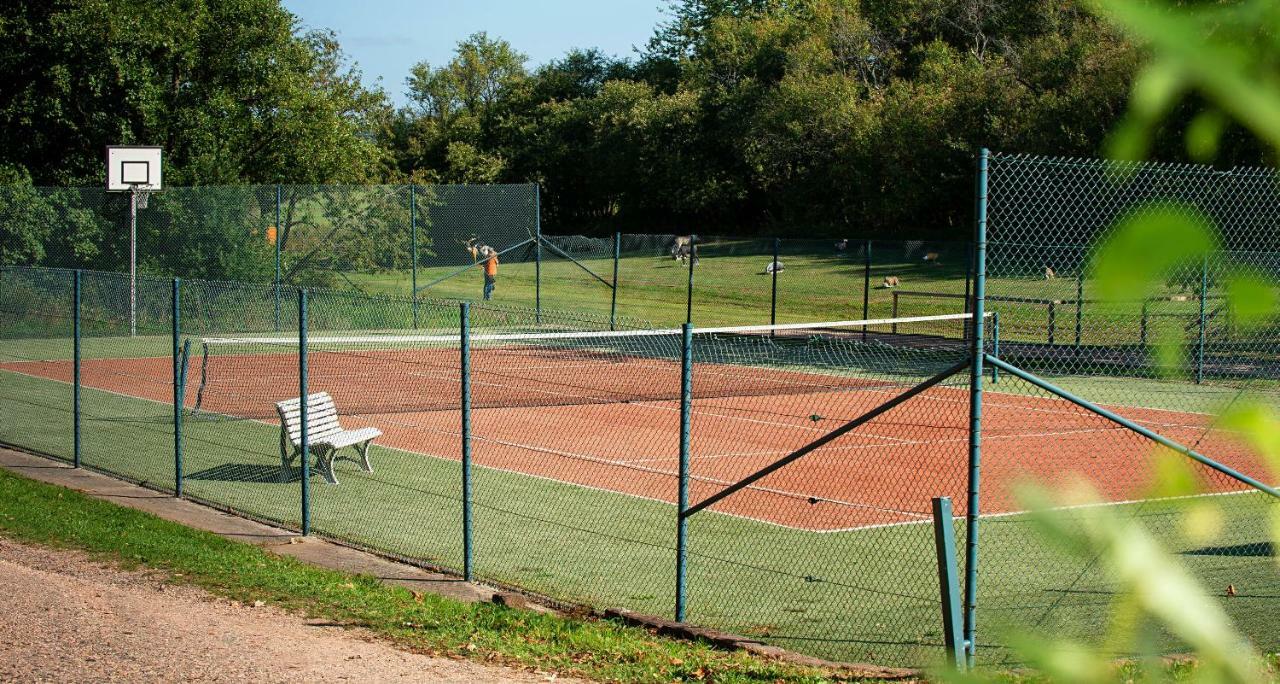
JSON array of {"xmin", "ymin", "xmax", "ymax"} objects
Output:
[{"xmin": 281, "ymin": 0, "xmax": 669, "ymax": 107}]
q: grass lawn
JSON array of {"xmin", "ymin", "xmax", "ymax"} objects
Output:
[{"xmin": 2, "ymin": 357, "xmax": 1276, "ymax": 668}]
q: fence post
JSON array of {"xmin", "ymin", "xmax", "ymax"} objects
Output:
[
  {"xmin": 1196, "ymin": 255, "xmax": 1208, "ymax": 384},
  {"xmin": 73, "ymin": 269, "xmax": 82, "ymax": 468},
  {"xmin": 963, "ymin": 148, "xmax": 990, "ymax": 668},
  {"xmin": 862, "ymin": 240, "xmax": 872, "ymax": 340},
  {"xmin": 686, "ymin": 240, "xmax": 695, "ymax": 324},
  {"xmin": 172, "ymin": 278, "xmax": 183, "ymax": 497},
  {"xmin": 1074, "ymin": 271, "xmax": 1084, "ymax": 348},
  {"xmin": 675, "ymin": 322, "xmax": 693, "ymax": 621},
  {"xmin": 932, "ymin": 497, "xmax": 966, "ymax": 670},
  {"xmin": 299, "ymin": 288, "xmax": 310, "ymax": 536},
  {"xmin": 610, "ymin": 232, "xmax": 621, "ymax": 331},
  {"xmin": 770, "ymin": 238, "xmax": 780, "ymax": 328},
  {"xmin": 534, "ymin": 185, "xmax": 542, "ymax": 324},
  {"xmin": 411, "ymin": 184, "xmax": 418, "ymax": 329},
  {"xmin": 460, "ymin": 302, "xmax": 474, "ymax": 581},
  {"xmin": 275, "ymin": 185, "xmax": 282, "ymax": 332},
  {"xmin": 891, "ymin": 290, "xmax": 899, "ymax": 333}
]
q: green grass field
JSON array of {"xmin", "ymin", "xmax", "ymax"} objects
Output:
[{"xmin": 2, "ymin": 337, "xmax": 1276, "ymax": 667}]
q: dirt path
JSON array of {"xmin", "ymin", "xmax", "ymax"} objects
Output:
[{"xmin": 0, "ymin": 538, "xmax": 568, "ymax": 683}]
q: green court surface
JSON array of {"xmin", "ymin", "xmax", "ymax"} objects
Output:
[{"xmin": 2, "ymin": 341, "xmax": 1275, "ymax": 666}]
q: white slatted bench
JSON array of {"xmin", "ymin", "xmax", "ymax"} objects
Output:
[{"xmin": 275, "ymin": 392, "xmax": 382, "ymax": 485}]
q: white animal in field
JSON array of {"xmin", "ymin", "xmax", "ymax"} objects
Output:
[
  {"xmin": 763, "ymin": 260, "xmax": 784, "ymax": 274},
  {"xmin": 882, "ymin": 276, "xmax": 900, "ymax": 288},
  {"xmin": 1044, "ymin": 266, "xmax": 1056, "ymax": 280},
  {"xmin": 834, "ymin": 239, "xmax": 848, "ymax": 252},
  {"xmin": 923, "ymin": 252, "xmax": 940, "ymax": 263}
]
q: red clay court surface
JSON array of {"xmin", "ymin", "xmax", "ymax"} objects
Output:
[{"xmin": 1, "ymin": 348, "xmax": 1269, "ymax": 532}]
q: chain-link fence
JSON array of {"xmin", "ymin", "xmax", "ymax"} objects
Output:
[
  {"xmin": 978, "ymin": 151, "xmax": 1280, "ymax": 663},
  {"xmin": 2, "ymin": 156, "xmax": 1277, "ymax": 669},
  {"xmin": 3, "ymin": 183, "xmax": 982, "ymax": 332}
]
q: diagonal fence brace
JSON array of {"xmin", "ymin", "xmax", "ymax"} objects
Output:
[
  {"xmin": 539, "ymin": 237, "xmax": 616, "ymax": 289},
  {"xmin": 681, "ymin": 358, "xmax": 972, "ymax": 519},
  {"xmin": 984, "ymin": 354, "xmax": 1280, "ymax": 500},
  {"xmin": 414, "ymin": 238, "xmax": 536, "ymax": 294}
]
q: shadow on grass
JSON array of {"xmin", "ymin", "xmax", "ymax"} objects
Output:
[{"xmin": 188, "ymin": 463, "xmax": 296, "ymax": 483}]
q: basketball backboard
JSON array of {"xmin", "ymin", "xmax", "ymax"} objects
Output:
[{"xmin": 106, "ymin": 146, "xmax": 163, "ymax": 191}]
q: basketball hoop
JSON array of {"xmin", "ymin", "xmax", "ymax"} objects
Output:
[
  {"xmin": 105, "ymin": 146, "xmax": 163, "ymax": 337},
  {"xmin": 129, "ymin": 183, "xmax": 153, "ymax": 209}
]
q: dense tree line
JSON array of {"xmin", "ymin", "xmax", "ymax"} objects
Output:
[{"xmin": 1, "ymin": 0, "xmax": 1270, "ymax": 242}]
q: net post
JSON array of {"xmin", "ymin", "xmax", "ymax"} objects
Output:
[
  {"xmin": 275, "ymin": 185, "xmax": 282, "ymax": 332},
  {"xmin": 299, "ymin": 288, "xmax": 310, "ymax": 536},
  {"xmin": 610, "ymin": 231, "xmax": 620, "ymax": 331},
  {"xmin": 172, "ymin": 278, "xmax": 183, "ymax": 497},
  {"xmin": 675, "ymin": 322, "xmax": 693, "ymax": 622},
  {"xmin": 862, "ymin": 240, "xmax": 872, "ymax": 340},
  {"xmin": 460, "ymin": 301, "xmax": 474, "ymax": 581},
  {"xmin": 963, "ymin": 242, "xmax": 973, "ymax": 342},
  {"xmin": 932, "ymin": 497, "xmax": 966, "ymax": 671},
  {"xmin": 73, "ymin": 269, "xmax": 82, "ymax": 469},
  {"xmin": 963, "ymin": 148, "xmax": 989, "ymax": 668},
  {"xmin": 411, "ymin": 184, "xmax": 418, "ymax": 329},
  {"xmin": 1140, "ymin": 297, "xmax": 1149, "ymax": 347},
  {"xmin": 1074, "ymin": 269, "xmax": 1084, "ymax": 348},
  {"xmin": 891, "ymin": 290, "xmax": 899, "ymax": 333},
  {"xmin": 1196, "ymin": 255, "xmax": 1208, "ymax": 384},
  {"xmin": 685, "ymin": 238, "xmax": 695, "ymax": 324},
  {"xmin": 1047, "ymin": 300, "xmax": 1056, "ymax": 345},
  {"xmin": 770, "ymin": 238, "xmax": 779, "ymax": 328},
  {"xmin": 990, "ymin": 310, "xmax": 1000, "ymax": 384},
  {"xmin": 534, "ymin": 185, "xmax": 542, "ymax": 324}
]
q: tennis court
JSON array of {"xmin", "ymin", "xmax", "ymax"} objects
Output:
[{"xmin": 0, "ymin": 315, "xmax": 1264, "ymax": 533}]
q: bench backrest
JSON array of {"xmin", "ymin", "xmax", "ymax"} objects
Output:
[{"xmin": 275, "ymin": 392, "xmax": 344, "ymax": 446}]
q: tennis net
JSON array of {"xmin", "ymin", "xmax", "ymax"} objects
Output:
[{"xmin": 192, "ymin": 312, "xmax": 978, "ymax": 419}]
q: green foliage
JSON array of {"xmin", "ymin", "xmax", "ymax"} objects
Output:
[{"xmin": 0, "ymin": 0, "xmax": 389, "ymax": 186}]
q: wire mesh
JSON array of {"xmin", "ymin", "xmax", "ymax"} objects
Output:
[
  {"xmin": 0, "ymin": 266, "xmax": 76, "ymax": 462},
  {"xmin": 982, "ymin": 152, "xmax": 1280, "ymax": 661}
]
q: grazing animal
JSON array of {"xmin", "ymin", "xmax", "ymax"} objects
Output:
[
  {"xmin": 1044, "ymin": 266, "xmax": 1056, "ymax": 280},
  {"xmin": 923, "ymin": 252, "xmax": 940, "ymax": 263},
  {"xmin": 882, "ymin": 276, "xmax": 900, "ymax": 288},
  {"xmin": 763, "ymin": 260, "xmax": 784, "ymax": 274},
  {"xmin": 834, "ymin": 239, "xmax": 848, "ymax": 252},
  {"xmin": 670, "ymin": 235, "xmax": 699, "ymax": 265}
]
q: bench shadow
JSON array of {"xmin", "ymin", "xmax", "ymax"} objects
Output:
[
  {"xmin": 1181, "ymin": 542, "xmax": 1274, "ymax": 558},
  {"xmin": 187, "ymin": 463, "xmax": 297, "ymax": 483}
]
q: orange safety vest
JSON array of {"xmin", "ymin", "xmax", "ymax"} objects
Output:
[{"xmin": 483, "ymin": 253, "xmax": 499, "ymax": 276}]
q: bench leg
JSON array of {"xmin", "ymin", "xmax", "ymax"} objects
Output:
[
  {"xmin": 355, "ymin": 441, "xmax": 374, "ymax": 473},
  {"xmin": 317, "ymin": 447, "xmax": 340, "ymax": 485},
  {"xmin": 280, "ymin": 446, "xmax": 298, "ymax": 483}
]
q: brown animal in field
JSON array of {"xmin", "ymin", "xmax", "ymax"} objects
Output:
[
  {"xmin": 834, "ymin": 239, "xmax": 848, "ymax": 252},
  {"xmin": 1044, "ymin": 266, "xmax": 1056, "ymax": 280},
  {"xmin": 923, "ymin": 252, "xmax": 940, "ymax": 263},
  {"xmin": 463, "ymin": 237, "xmax": 493, "ymax": 264},
  {"xmin": 882, "ymin": 276, "xmax": 900, "ymax": 288}
]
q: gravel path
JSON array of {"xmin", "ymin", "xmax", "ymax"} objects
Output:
[{"xmin": 0, "ymin": 538, "xmax": 569, "ymax": 683}]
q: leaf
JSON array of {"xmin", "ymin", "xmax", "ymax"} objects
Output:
[{"xmin": 1090, "ymin": 203, "xmax": 1218, "ymax": 302}]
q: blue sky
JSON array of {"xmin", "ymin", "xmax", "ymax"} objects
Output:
[{"xmin": 281, "ymin": 1, "xmax": 668, "ymax": 106}]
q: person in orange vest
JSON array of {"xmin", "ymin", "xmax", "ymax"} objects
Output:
[{"xmin": 481, "ymin": 247, "xmax": 499, "ymax": 300}]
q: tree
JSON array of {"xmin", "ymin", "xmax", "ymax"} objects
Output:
[{"xmin": 0, "ymin": 0, "xmax": 389, "ymax": 186}]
